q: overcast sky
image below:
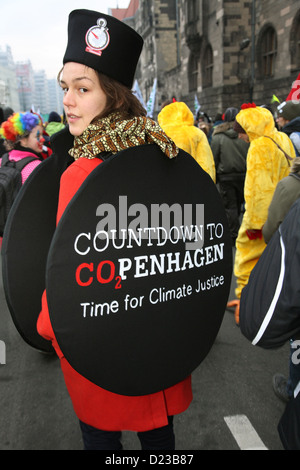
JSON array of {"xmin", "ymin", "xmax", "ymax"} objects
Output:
[{"xmin": 0, "ymin": 0, "xmax": 131, "ymax": 79}]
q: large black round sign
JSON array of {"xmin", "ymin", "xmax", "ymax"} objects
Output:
[
  {"xmin": 2, "ymin": 149, "xmax": 72, "ymax": 352},
  {"xmin": 46, "ymin": 145, "xmax": 232, "ymax": 395}
]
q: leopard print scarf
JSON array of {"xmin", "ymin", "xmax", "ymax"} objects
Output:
[{"xmin": 69, "ymin": 113, "xmax": 179, "ymax": 161}]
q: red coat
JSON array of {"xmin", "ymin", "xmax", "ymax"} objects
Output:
[{"xmin": 37, "ymin": 156, "xmax": 193, "ymax": 432}]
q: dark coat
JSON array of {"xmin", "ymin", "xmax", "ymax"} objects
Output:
[
  {"xmin": 210, "ymin": 121, "xmax": 249, "ymax": 181},
  {"xmin": 263, "ymin": 158, "xmax": 300, "ymax": 243},
  {"xmin": 282, "ymin": 116, "xmax": 300, "ymax": 156},
  {"xmin": 240, "ymin": 197, "xmax": 300, "ymax": 348}
]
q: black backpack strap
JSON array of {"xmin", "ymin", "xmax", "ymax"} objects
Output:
[
  {"xmin": 14, "ymin": 156, "xmax": 39, "ymax": 171},
  {"xmin": 2, "ymin": 155, "xmax": 39, "ymax": 172},
  {"xmin": 1, "ymin": 153, "xmax": 9, "ymax": 166}
]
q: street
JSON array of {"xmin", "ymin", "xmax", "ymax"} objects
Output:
[{"xmin": 0, "ymin": 258, "xmax": 288, "ymax": 450}]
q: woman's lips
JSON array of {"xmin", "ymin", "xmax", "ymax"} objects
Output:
[{"xmin": 67, "ymin": 114, "xmax": 80, "ymax": 122}]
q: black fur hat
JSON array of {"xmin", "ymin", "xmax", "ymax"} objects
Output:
[{"xmin": 63, "ymin": 9, "xmax": 143, "ymax": 88}]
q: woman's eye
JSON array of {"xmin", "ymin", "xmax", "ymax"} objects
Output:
[{"xmin": 79, "ymin": 88, "xmax": 88, "ymax": 93}]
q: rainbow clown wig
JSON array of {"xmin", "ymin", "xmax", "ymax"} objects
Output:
[{"xmin": 0, "ymin": 112, "xmax": 40, "ymax": 142}]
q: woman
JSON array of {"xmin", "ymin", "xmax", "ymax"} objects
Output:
[
  {"xmin": 0, "ymin": 112, "xmax": 43, "ymax": 183},
  {"xmin": 37, "ymin": 9, "xmax": 192, "ymax": 451}
]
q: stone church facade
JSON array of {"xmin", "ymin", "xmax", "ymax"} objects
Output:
[{"xmin": 126, "ymin": 0, "xmax": 300, "ymax": 119}]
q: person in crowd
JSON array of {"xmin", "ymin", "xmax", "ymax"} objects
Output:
[
  {"xmin": 210, "ymin": 107, "xmax": 249, "ymax": 245},
  {"xmin": 37, "ymin": 9, "xmax": 193, "ymax": 451},
  {"xmin": 212, "ymin": 112, "xmax": 224, "ymax": 130},
  {"xmin": 3, "ymin": 107, "xmax": 14, "ymax": 121},
  {"xmin": 195, "ymin": 109, "xmax": 211, "ymax": 128},
  {"xmin": 229, "ymin": 104, "xmax": 296, "ymax": 325},
  {"xmin": 207, "ymin": 112, "xmax": 223, "ymax": 143},
  {"xmin": 0, "ymin": 107, "xmax": 7, "ymax": 157},
  {"xmin": 197, "ymin": 121, "xmax": 212, "ymax": 141},
  {"xmin": 29, "ymin": 112, "xmax": 53, "ymax": 160},
  {"xmin": 276, "ymin": 100, "xmax": 300, "ymax": 156},
  {"xmin": 45, "ymin": 111, "xmax": 65, "ymax": 136},
  {"xmin": 262, "ymin": 156, "xmax": 300, "ymax": 403},
  {"xmin": 39, "ymin": 131, "xmax": 53, "ymax": 160},
  {"xmin": 0, "ymin": 112, "xmax": 43, "ymax": 183},
  {"xmin": 263, "ymin": 157, "xmax": 300, "ymax": 243},
  {"xmin": 158, "ymin": 100, "xmax": 216, "ymax": 182}
]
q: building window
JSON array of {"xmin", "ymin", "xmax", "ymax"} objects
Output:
[
  {"xmin": 202, "ymin": 45, "xmax": 213, "ymax": 88},
  {"xmin": 146, "ymin": 38, "xmax": 154, "ymax": 65},
  {"xmin": 189, "ymin": 53, "xmax": 198, "ymax": 92},
  {"xmin": 261, "ymin": 27, "xmax": 277, "ymax": 77},
  {"xmin": 289, "ymin": 12, "xmax": 300, "ymax": 71},
  {"xmin": 187, "ymin": 0, "xmax": 198, "ymax": 23}
]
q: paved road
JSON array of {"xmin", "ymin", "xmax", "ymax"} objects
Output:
[{"xmin": 0, "ymin": 262, "xmax": 288, "ymax": 450}]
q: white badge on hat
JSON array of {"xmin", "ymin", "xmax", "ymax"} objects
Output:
[{"xmin": 85, "ymin": 18, "xmax": 110, "ymax": 56}]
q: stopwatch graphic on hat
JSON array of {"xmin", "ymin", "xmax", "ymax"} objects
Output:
[{"xmin": 85, "ymin": 18, "xmax": 110, "ymax": 56}]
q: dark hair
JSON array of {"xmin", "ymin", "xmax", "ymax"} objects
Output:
[
  {"xmin": 58, "ymin": 66, "xmax": 146, "ymax": 121},
  {"xmin": 95, "ymin": 72, "xmax": 146, "ymax": 120}
]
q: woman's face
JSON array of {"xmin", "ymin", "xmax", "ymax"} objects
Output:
[
  {"xmin": 60, "ymin": 62, "xmax": 107, "ymax": 136},
  {"xmin": 21, "ymin": 125, "xmax": 45, "ymax": 153}
]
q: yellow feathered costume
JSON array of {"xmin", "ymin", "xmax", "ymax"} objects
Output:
[
  {"xmin": 158, "ymin": 102, "xmax": 216, "ymax": 182},
  {"xmin": 234, "ymin": 107, "xmax": 296, "ymax": 300}
]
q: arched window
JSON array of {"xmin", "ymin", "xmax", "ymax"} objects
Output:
[
  {"xmin": 202, "ymin": 45, "xmax": 213, "ymax": 88},
  {"xmin": 189, "ymin": 53, "xmax": 198, "ymax": 92},
  {"xmin": 289, "ymin": 11, "xmax": 300, "ymax": 71},
  {"xmin": 261, "ymin": 27, "xmax": 277, "ymax": 77}
]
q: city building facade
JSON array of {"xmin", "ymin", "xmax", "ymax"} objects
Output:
[
  {"xmin": 15, "ymin": 61, "xmax": 34, "ymax": 112},
  {"xmin": 0, "ymin": 46, "xmax": 20, "ymax": 111},
  {"xmin": 116, "ymin": 0, "xmax": 300, "ymax": 120},
  {"xmin": 0, "ymin": 49, "xmax": 63, "ymax": 118},
  {"xmin": 1, "ymin": 2, "xmax": 299, "ymax": 122}
]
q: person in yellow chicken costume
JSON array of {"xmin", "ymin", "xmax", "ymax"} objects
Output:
[
  {"xmin": 158, "ymin": 101, "xmax": 216, "ymax": 182},
  {"xmin": 229, "ymin": 104, "xmax": 296, "ymax": 324}
]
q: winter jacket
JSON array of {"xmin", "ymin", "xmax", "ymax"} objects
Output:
[
  {"xmin": 281, "ymin": 116, "xmax": 300, "ymax": 156},
  {"xmin": 263, "ymin": 158, "xmax": 300, "ymax": 243},
  {"xmin": 37, "ymin": 130, "xmax": 193, "ymax": 432},
  {"xmin": 210, "ymin": 121, "xmax": 249, "ymax": 181},
  {"xmin": 0, "ymin": 148, "xmax": 41, "ymax": 184},
  {"xmin": 240, "ymin": 197, "xmax": 300, "ymax": 348},
  {"xmin": 234, "ymin": 107, "xmax": 296, "ymax": 299},
  {"xmin": 158, "ymin": 102, "xmax": 216, "ymax": 182}
]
